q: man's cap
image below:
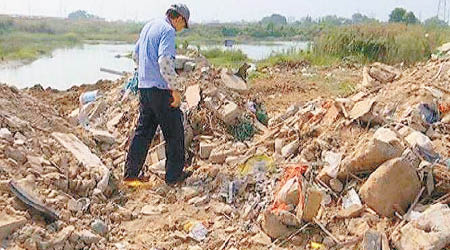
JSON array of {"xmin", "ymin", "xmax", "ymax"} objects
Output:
[{"xmin": 167, "ymin": 3, "xmax": 190, "ymax": 28}]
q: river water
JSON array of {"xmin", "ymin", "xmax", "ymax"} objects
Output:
[{"xmin": 0, "ymin": 41, "xmax": 309, "ymax": 90}]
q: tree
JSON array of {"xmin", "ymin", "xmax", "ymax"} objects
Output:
[
  {"xmin": 389, "ymin": 8, "xmax": 419, "ymax": 24},
  {"xmin": 352, "ymin": 13, "xmax": 378, "ymax": 24},
  {"xmin": 404, "ymin": 11, "xmax": 418, "ymax": 24},
  {"xmin": 389, "ymin": 8, "xmax": 407, "ymax": 23},
  {"xmin": 261, "ymin": 14, "xmax": 287, "ymax": 25},
  {"xmin": 424, "ymin": 16, "xmax": 448, "ymax": 27},
  {"xmin": 68, "ymin": 10, "xmax": 103, "ymax": 20}
]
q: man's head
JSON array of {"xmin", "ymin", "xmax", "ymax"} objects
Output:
[{"xmin": 166, "ymin": 3, "xmax": 190, "ymax": 32}]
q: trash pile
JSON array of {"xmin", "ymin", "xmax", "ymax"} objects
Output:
[{"xmin": 0, "ymin": 50, "xmax": 449, "ymax": 249}]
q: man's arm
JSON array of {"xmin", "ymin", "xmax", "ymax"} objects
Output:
[
  {"xmin": 158, "ymin": 56, "xmax": 184, "ymax": 92},
  {"xmin": 158, "ymin": 29, "xmax": 184, "ymax": 92},
  {"xmin": 133, "ymin": 39, "xmax": 140, "ymax": 65}
]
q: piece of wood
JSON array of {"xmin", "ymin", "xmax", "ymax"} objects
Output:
[
  {"xmin": 100, "ymin": 67, "xmax": 127, "ymax": 76},
  {"xmin": 9, "ymin": 180, "xmax": 59, "ymax": 222}
]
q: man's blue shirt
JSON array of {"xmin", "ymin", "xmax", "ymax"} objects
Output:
[{"xmin": 135, "ymin": 18, "xmax": 176, "ymax": 89}]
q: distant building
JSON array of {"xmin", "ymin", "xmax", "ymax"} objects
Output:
[{"xmin": 224, "ymin": 40, "xmax": 235, "ymax": 48}]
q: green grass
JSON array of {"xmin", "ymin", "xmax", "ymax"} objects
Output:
[
  {"xmin": 0, "ymin": 32, "xmax": 79, "ymax": 60},
  {"xmin": 201, "ymin": 48, "xmax": 248, "ymax": 68},
  {"xmin": 313, "ymin": 23, "xmax": 449, "ymax": 65},
  {"xmin": 257, "ymin": 23, "xmax": 450, "ymax": 68}
]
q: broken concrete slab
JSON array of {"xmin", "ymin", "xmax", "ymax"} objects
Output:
[
  {"xmin": 369, "ymin": 63, "xmax": 401, "ymax": 84},
  {"xmin": 221, "ymin": 69, "xmax": 248, "ymax": 93},
  {"xmin": 0, "ymin": 213, "xmax": 27, "ymax": 241},
  {"xmin": 199, "ymin": 142, "xmax": 216, "ymax": 159},
  {"xmin": 90, "ymin": 129, "xmax": 116, "ymax": 145},
  {"xmin": 0, "ymin": 127, "xmax": 13, "ymax": 141},
  {"xmin": 393, "ymin": 203, "xmax": 450, "ymax": 250},
  {"xmin": 349, "ymin": 98, "xmax": 376, "ymax": 120},
  {"xmin": 339, "ymin": 127, "xmax": 404, "ymax": 177},
  {"xmin": 51, "ymin": 132, "xmax": 110, "ymax": 193},
  {"xmin": 185, "ymin": 84, "xmax": 201, "ymax": 109},
  {"xmin": 218, "ymin": 101, "xmax": 241, "ymax": 125},
  {"xmin": 359, "ymin": 157, "xmax": 421, "ymax": 217}
]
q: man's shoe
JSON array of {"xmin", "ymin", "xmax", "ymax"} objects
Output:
[
  {"xmin": 165, "ymin": 171, "xmax": 193, "ymax": 186},
  {"xmin": 123, "ymin": 176, "xmax": 151, "ymax": 188}
]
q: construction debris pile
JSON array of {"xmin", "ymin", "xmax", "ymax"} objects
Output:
[{"xmin": 0, "ymin": 51, "xmax": 449, "ymax": 250}]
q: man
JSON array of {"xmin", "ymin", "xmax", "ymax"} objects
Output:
[{"xmin": 124, "ymin": 4, "xmax": 191, "ymax": 187}]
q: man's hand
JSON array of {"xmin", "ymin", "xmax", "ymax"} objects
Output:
[{"xmin": 170, "ymin": 90, "xmax": 182, "ymax": 108}]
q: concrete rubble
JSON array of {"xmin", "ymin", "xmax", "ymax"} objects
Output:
[{"xmin": 0, "ymin": 49, "xmax": 449, "ymax": 249}]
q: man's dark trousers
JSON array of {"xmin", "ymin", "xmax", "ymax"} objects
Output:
[{"xmin": 124, "ymin": 88, "xmax": 185, "ymax": 183}]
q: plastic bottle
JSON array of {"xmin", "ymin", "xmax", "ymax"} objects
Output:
[{"xmin": 79, "ymin": 90, "xmax": 103, "ymax": 105}]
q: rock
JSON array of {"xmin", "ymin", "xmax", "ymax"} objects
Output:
[
  {"xmin": 0, "ymin": 213, "xmax": 27, "ymax": 241},
  {"xmin": 0, "ymin": 128, "xmax": 13, "ymax": 141},
  {"xmin": 277, "ymin": 210, "xmax": 301, "ymax": 227},
  {"xmin": 91, "ymin": 219, "xmax": 108, "ymax": 236},
  {"xmin": 363, "ymin": 230, "xmax": 382, "ymax": 250},
  {"xmin": 369, "ymin": 63, "xmax": 400, "ymax": 84},
  {"xmin": 67, "ymin": 198, "xmax": 82, "ymax": 212},
  {"xmin": 218, "ymin": 101, "xmax": 241, "ymax": 125},
  {"xmin": 5, "ymin": 146, "xmax": 27, "ymax": 164},
  {"xmin": 52, "ymin": 225, "xmax": 75, "ymax": 246},
  {"xmin": 340, "ymin": 128, "xmax": 403, "ymax": 177},
  {"xmin": 359, "ymin": 157, "xmax": 421, "ymax": 217},
  {"xmin": 299, "ymin": 187, "xmax": 323, "ymax": 222},
  {"xmin": 281, "ymin": 140, "xmax": 299, "ymax": 158},
  {"xmin": 251, "ymin": 232, "xmax": 272, "ymax": 245},
  {"xmin": 221, "ymin": 69, "xmax": 248, "ymax": 93},
  {"xmin": 393, "ymin": 204, "xmax": 450, "ymax": 250},
  {"xmin": 261, "ymin": 210, "xmax": 295, "ymax": 239},
  {"xmin": 107, "ymin": 112, "xmax": 124, "ymax": 131},
  {"xmin": 329, "ymin": 178, "xmax": 343, "ymax": 193},
  {"xmin": 90, "ymin": 129, "xmax": 116, "ymax": 145},
  {"xmin": 405, "ymin": 131, "xmax": 434, "ymax": 153},
  {"xmin": 185, "ymin": 84, "xmax": 201, "ymax": 109},
  {"xmin": 199, "ymin": 142, "xmax": 216, "ymax": 159},
  {"xmin": 337, "ymin": 204, "xmax": 364, "ymax": 219},
  {"xmin": 77, "ymin": 229, "xmax": 102, "ymax": 244}
]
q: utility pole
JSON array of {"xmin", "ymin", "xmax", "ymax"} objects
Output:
[{"xmin": 438, "ymin": 0, "xmax": 450, "ymax": 23}]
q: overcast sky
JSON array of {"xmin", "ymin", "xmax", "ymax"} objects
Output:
[{"xmin": 0, "ymin": 0, "xmax": 441, "ymax": 23}]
